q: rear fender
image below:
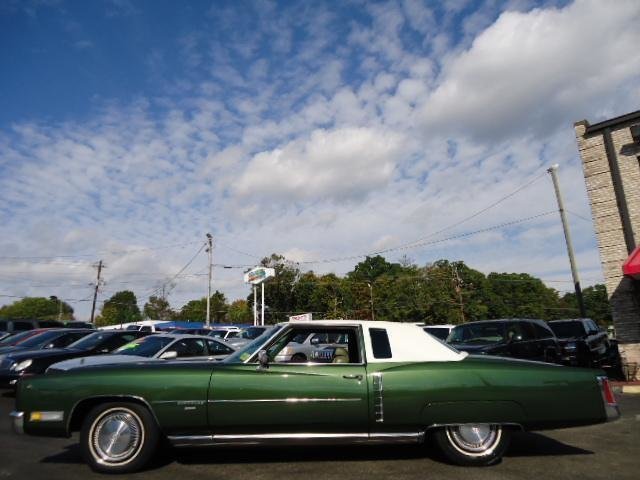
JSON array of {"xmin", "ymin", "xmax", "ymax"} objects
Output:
[{"xmin": 421, "ymin": 400, "xmax": 526, "ymax": 428}]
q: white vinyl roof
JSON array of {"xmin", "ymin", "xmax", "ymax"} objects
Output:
[{"xmin": 285, "ymin": 320, "xmax": 466, "ymax": 363}]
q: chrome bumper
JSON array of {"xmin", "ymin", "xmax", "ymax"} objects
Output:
[{"xmin": 10, "ymin": 411, "xmax": 24, "ymax": 434}]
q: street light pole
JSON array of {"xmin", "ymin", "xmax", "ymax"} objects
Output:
[
  {"xmin": 367, "ymin": 282, "xmax": 375, "ymax": 321},
  {"xmin": 205, "ymin": 233, "xmax": 213, "ymax": 327},
  {"xmin": 547, "ymin": 164, "xmax": 587, "ymax": 317}
]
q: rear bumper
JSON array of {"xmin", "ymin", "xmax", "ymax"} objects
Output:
[{"xmin": 10, "ymin": 411, "xmax": 24, "ymax": 434}]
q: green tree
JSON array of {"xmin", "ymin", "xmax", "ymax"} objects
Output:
[
  {"xmin": 0, "ymin": 296, "xmax": 74, "ymax": 320},
  {"xmin": 228, "ymin": 299, "xmax": 253, "ymax": 324},
  {"xmin": 143, "ymin": 296, "xmax": 173, "ymax": 320},
  {"xmin": 484, "ymin": 272, "xmax": 560, "ymax": 320},
  {"xmin": 177, "ymin": 291, "xmax": 228, "ymax": 323},
  {"xmin": 95, "ymin": 291, "xmax": 141, "ymax": 327},
  {"xmin": 558, "ymin": 284, "xmax": 612, "ymax": 324}
]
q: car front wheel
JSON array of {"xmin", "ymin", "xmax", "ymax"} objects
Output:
[
  {"xmin": 433, "ymin": 423, "xmax": 511, "ymax": 466},
  {"xmin": 80, "ymin": 402, "xmax": 159, "ymax": 473}
]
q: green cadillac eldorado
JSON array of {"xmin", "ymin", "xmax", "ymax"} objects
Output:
[{"xmin": 11, "ymin": 320, "xmax": 619, "ymax": 473}]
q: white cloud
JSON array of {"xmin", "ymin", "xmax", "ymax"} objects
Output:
[
  {"xmin": 234, "ymin": 127, "xmax": 406, "ymax": 203},
  {"xmin": 420, "ymin": 0, "xmax": 640, "ymax": 140}
]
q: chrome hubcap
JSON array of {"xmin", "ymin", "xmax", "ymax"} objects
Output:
[
  {"xmin": 91, "ymin": 410, "xmax": 142, "ymax": 464},
  {"xmin": 446, "ymin": 424, "xmax": 499, "ymax": 454}
]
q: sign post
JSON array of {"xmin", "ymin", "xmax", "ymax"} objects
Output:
[{"xmin": 244, "ymin": 267, "xmax": 276, "ymax": 326}]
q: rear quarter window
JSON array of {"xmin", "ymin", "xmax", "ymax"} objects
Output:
[{"xmin": 369, "ymin": 328, "xmax": 392, "ymax": 359}]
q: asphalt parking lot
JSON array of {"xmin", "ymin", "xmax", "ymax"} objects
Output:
[{"xmin": 0, "ymin": 392, "xmax": 638, "ymax": 480}]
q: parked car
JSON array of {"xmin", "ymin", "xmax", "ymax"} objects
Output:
[
  {"xmin": 447, "ymin": 319, "xmax": 561, "ymax": 363},
  {"xmin": 0, "ymin": 330, "xmax": 150, "ymax": 388},
  {"xmin": 423, "ymin": 324, "xmax": 455, "ymax": 341},
  {"xmin": 273, "ymin": 330, "xmax": 349, "ymax": 362},
  {"xmin": 64, "ymin": 321, "xmax": 96, "ymax": 330},
  {"xmin": 223, "ymin": 326, "xmax": 274, "ymax": 347},
  {"xmin": 11, "ymin": 320, "xmax": 618, "ymax": 473},
  {"xmin": 548, "ymin": 319, "xmax": 609, "ymax": 367},
  {"xmin": 47, "ymin": 334, "xmax": 236, "ymax": 372},
  {"xmin": 0, "ymin": 329, "xmax": 91, "ymax": 359},
  {"xmin": 0, "ymin": 318, "xmax": 64, "ymax": 334},
  {"xmin": 172, "ymin": 328, "xmax": 212, "ymax": 336},
  {"xmin": 207, "ymin": 326, "xmax": 242, "ymax": 339}
]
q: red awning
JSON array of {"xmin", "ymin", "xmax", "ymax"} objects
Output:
[{"xmin": 623, "ymin": 246, "xmax": 640, "ymax": 279}]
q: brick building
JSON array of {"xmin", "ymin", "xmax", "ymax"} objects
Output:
[{"xmin": 574, "ymin": 110, "xmax": 640, "ymax": 379}]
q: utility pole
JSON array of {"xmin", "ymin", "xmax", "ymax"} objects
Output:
[
  {"xmin": 547, "ymin": 164, "xmax": 587, "ymax": 317},
  {"xmin": 205, "ymin": 233, "xmax": 213, "ymax": 327},
  {"xmin": 452, "ymin": 263, "xmax": 465, "ymax": 323},
  {"xmin": 90, "ymin": 260, "xmax": 103, "ymax": 324},
  {"xmin": 367, "ymin": 282, "xmax": 375, "ymax": 321}
]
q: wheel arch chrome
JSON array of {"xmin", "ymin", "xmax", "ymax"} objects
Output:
[
  {"xmin": 67, "ymin": 395, "xmax": 160, "ymax": 435},
  {"xmin": 426, "ymin": 422, "xmax": 524, "ymax": 431}
]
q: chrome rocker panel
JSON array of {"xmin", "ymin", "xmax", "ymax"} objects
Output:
[{"xmin": 167, "ymin": 431, "xmax": 425, "ymax": 447}]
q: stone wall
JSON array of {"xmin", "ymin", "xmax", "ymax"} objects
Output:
[{"xmin": 575, "ymin": 116, "xmax": 640, "ymax": 380}]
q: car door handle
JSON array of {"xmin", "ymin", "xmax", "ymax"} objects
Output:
[{"xmin": 343, "ymin": 374, "xmax": 363, "ymax": 380}]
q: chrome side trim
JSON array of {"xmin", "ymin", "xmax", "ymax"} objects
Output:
[
  {"xmin": 151, "ymin": 400, "xmax": 206, "ymax": 406},
  {"xmin": 426, "ymin": 422, "xmax": 524, "ymax": 431},
  {"xmin": 372, "ymin": 372, "xmax": 383, "ymax": 423},
  {"xmin": 208, "ymin": 397, "xmax": 362, "ymax": 404},
  {"xmin": 167, "ymin": 431, "xmax": 423, "ymax": 447},
  {"xmin": 10, "ymin": 411, "xmax": 24, "ymax": 434}
]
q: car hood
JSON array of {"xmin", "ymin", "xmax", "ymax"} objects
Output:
[
  {"xmin": 0, "ymin": 345, "xmax": 28, "ymax": 355},
  {"xmin": 3, "ymin": 347, "xmax": 88, "ymax": 362},
  {"xmin": 50, "ymin": 354, "xmax": 152, "ymax": 371}
]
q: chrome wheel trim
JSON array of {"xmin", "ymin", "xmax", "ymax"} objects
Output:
[
  {"xmin": 445, "ymin": 424, "xmax": 501, "ymax": 457},
  {"xmin": 88, "ymin": 407, "xmax": 145, "ymax": 466}
]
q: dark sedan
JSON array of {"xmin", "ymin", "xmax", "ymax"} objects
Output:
[
  {"xmin": 0, "ymin": 330, "xmax": 149, "ymax": 388},
  {"xmin": 0, "ymin": 329, "xmax": 91, "ymax": 358},
  {"xmin": 447, "ymin": 319, "xmax": 561, "ymax": 363}
]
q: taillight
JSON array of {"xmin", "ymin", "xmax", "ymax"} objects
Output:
[{"xmin": 598, "ymin": 376, "xmax": 616, "ymax": 405}]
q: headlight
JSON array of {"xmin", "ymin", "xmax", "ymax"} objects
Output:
[{"xmin": 11, "ymin": 359, "xmax": 33, "ymax": 372}]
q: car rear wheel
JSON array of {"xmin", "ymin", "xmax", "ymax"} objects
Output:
[
  {"xmin": 433, "ymin": 423, "xmax": 510, "ymax": 466},
  {"xmin": 80, "ymin": 402, "xmax": 159, "ymax": 473}
]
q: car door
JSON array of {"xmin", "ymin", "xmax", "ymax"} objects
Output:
[
  {"xmin": 506, "ymin": 322, "xmax": 538, "ymax": 360},
  {"xmin": 208, "ymin": 325, "xmax": 368, "ymax": 436}
]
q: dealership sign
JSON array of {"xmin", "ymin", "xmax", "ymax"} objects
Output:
[
  {"xmin": 289, "ymin": 313, "xmax": 312, "ymax": 322},
  {"xmin": 244, "ymin": 267, "xmax": 276, "ymax": 285}
]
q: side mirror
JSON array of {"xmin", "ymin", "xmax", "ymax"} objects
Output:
[
  {"xmin": 589, "ymin": 330, "xmax": 599, "ymax": 336},
  {"xmin": 160, "ymin": 351, "xmax": 178, "ymax": 360},
  {"xmin": 257, "ymin": 350, "xmax": 269, "ymax": 369}
]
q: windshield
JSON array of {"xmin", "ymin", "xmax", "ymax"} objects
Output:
[
  {"xmin": 448, "ymin": 323, "xmax": 506, "ymax": 344},
  {"xmin": 549, "ymin": 321, "xmax": 586, "ymax": 338},
  {"xmin": 68, "ymin": 332, "xmax": 111, "ymax": 350},
  {"xmin": 13, "ymin": 330, "xmax": 61, "ymax": 348},
  {"xmin": 238, "ymin": 327, "xmax": 266, "ymax": 340},
  {"xmin": 0, "ymin": 331, "xmax": 36, "ymax": 346},
  {"xmin": 224, "ymin": 325, "xmax": 282, "ymax": 363},
  {"xmin": 114, "ymin": 336, "xmax": 174, "ymax": 357}
]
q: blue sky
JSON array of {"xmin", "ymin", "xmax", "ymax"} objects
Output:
[{"xmin": 1, "ymin": 0, "xmax": 639, "ymax": 319}]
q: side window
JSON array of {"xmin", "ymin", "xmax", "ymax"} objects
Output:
[
  {"xmin": 52, "ymin": 332, "xmax": 88, "ymax": 348},
  {"xmin": 101, "ymin": 334, "xmax": 139, "ymax": 351},
  {"xmin": 369, "ymin": 328, "xmax": 392, "ymax": 359},
  {"xmin": 207, "ymin": 339, "xmax": 233, "ymax": 355},
  {"xmin": 268, "ymin": 328, "xmax": 361, "ymax": 364},
  {"xmin": 13, "ymin": 321, "xmax": 34, "ymax": 331},
  {"xmin": 533, "ymin": 323, "xmax": 553, "ymax": 339},
  {"xmin": 173, "ymin": 339, "xmax": 207, "ymax": 358}
]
